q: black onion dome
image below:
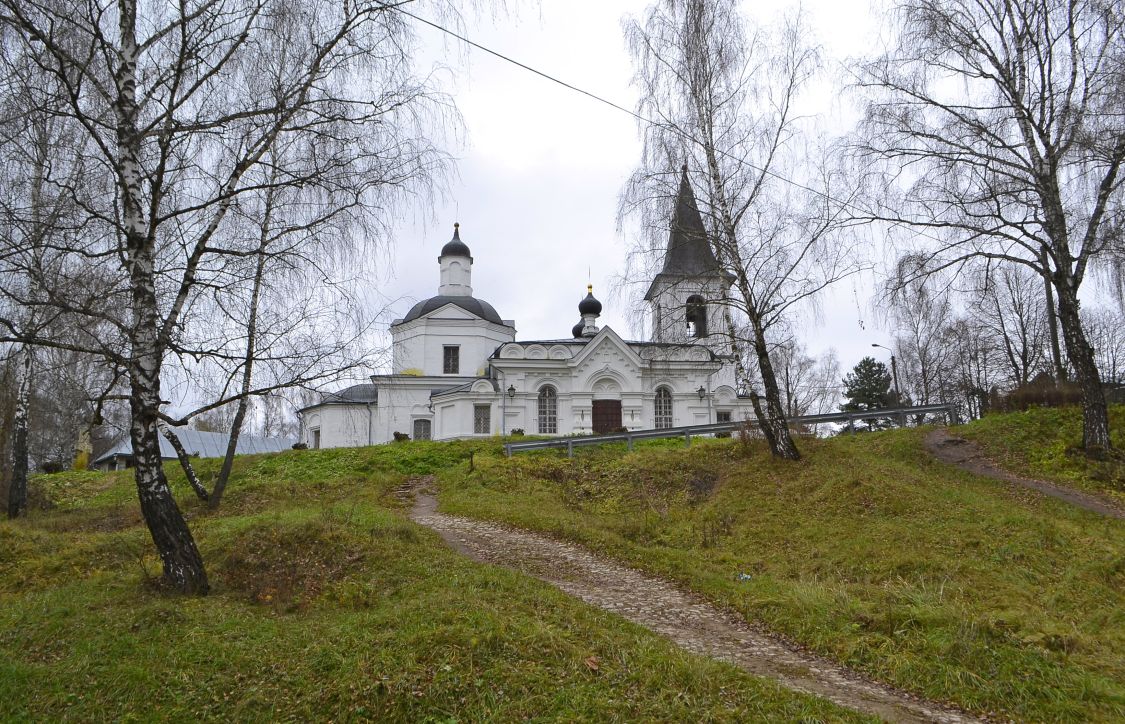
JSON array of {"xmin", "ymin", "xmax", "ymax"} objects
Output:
[
  {"xmin": 578, "ymin": 285, "xmax": 602, "ymax": 315},
  {"xmin": 398, "ymin": 295, "xmax": 505, "ymax": 325},
  {"xmin": 572, "ymin": 320, "xmax": 585, "ymax": 338},
  {"xmin": 440, "ymin": 222, "xmax": 471, "ymax": 257}
]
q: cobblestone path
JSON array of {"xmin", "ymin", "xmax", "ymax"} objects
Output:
[{"xmin": 409, "ymin": 487, "xmax": 982, "ymax": 724}]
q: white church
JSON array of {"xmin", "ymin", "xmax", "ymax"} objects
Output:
[{"xmin": 298, "ymin": 168, "xmax": 755, "ymax": 447}]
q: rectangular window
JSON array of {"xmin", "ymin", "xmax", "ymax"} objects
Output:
[
  {"xmin": 413, "ymin": 418, "xmax": 432, "ymax": 441},
  {"xmin": 473, "ymin": 405, "xmax": 491, "ymax": 435},
  {"xmin": 311, "ymin": 428, "xmax": 321, "ymax": 449},
  {"xmin": 715, "ymin": 410, "xmax": 732, "ymax": 438},
  {"xmin": 443, "ymin": 346, "xmax": 460, "ymax": 374}
]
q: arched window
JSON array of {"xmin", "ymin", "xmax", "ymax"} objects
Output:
[
  {"xmin": 538, "ymin": 386, "xmax": 558, "ymax": 434},
  {"xmin": 685, "ymin": 295, "xmax": 707, "ymax": 337},
  {"xmin": 654, "ymin": 387, "xmax": 673, "ymax": 429}
]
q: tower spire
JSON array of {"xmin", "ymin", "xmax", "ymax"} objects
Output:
[{"xmin": 659, "ymin": 164, "xmax": 719, "ymax": 276}]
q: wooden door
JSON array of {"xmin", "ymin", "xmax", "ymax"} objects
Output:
[{"xmin": 592, "ymin": 400, "xmax": 622, "ymax": 434}]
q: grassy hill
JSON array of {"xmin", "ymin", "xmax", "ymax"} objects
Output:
[
  {"xmin": 438, "ymin": 414, "xmax": 1125, "ymax": 722},
  {"xmin": 959, "ymin": 404, "xmax": 1125, "ymax": 505},
  {"xmin": 3, "ymin": 407, "xmax": 1124, "ymax": 721},
  {"xmin": 0, "ymin": 443, "xmax": 860, "ymax": 722}
]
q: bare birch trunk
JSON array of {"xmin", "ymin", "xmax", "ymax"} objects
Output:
[
  {"xmin": 748, "ymin": 314, "xmax": 800, "ymax": 460},
  {"xmin": 210, "ymin": 235, "xmax": 269, "ymax": 509},
  {"xmin": 704, "ymin": 151, "xmax": 801, "ymax": 460},
  {"xmin": 1040, "ymin": 249, "xmax": 1067, "ymax": 382},
  {"xmin": 7, "ymin": 346, "xmax": 31, "ymax": 519},
  {"xmin": 1054, "ymin": 279, "xmax": 1112, "ymax": 451},
  {"xmin": 116, "ymin": 0, "xmax": 208, "ymax": 593},
  {"xmin": 160, "ymin": 427, "xmax": 209, "ymax": 502}
]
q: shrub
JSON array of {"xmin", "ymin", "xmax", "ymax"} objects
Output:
[
  {"xmin": 510, "ymin": 428, "xmax": 525, "ymax": 436},
  {"xmin": 39, "ymin": 461, "xmax": 67, "ymax": 474},
  {"xmin": 737, "ymin": 419, "xmax": 759, "ymax": 455},
  {"xmin": 291, "ymin": 442, "xmax": 308, "ymax": 450},
  {"xmin": 992, "ymin": 376, "xmax": 1083, "ymax": 412},
  {"xmin": 392, "ymin": 431, "xmax": 410, "ymax": 442}
]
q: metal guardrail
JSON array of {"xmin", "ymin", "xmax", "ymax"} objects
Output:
[{"xmin": 503, "ymin": 404, "xmax": 955, "ymax": 457}]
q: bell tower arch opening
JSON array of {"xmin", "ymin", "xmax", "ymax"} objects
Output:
[{"xmin": 685, "ymin": 295, "xmax": 708, "ymax": 337}]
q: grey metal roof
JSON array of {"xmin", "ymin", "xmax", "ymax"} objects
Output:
[
  {"xmin": 662, "ymin": 165, "xmax": 720, "ymax": 276},
  {"xmin": 644, "ymin": 165, "xmax": 730, "ymax": 301},
  {"xmin": 91, "ymin": 429, "xmax": 296, "ymax": 466},
  {"xmin": 321, "ymin": 383, "xmax": 378, "ymax": 404},
  {"xmin": 396, "ymin": 295, "xmax": 507, "ymax": 326}
]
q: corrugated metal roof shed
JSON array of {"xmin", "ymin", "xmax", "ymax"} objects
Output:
[{"xmin": 91, "ymin": 429, "xmax": 296, "ymax": 466}]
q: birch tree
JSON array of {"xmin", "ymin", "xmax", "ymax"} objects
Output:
[
  {"xmin": 0, "ymin": 0, "xmax": 460, "ymax": 592},
  {"xmin": 622, "ymin": 0, "xmax": 864, "ymax": 460},
  {"xmin": 854, "ymin": 0, "xmax": 1125, "ymax": 450},
  {"xmin": 0, "ymin": 25, "xmax": 91, "ymax": 516},
  {"xmin": 968, "ymin": 263, "xmax": 1049, "ymax": 388}
]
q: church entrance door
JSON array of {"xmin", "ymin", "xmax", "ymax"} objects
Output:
[{"xmin": 592, "ymin": 400, "xmax": 622, "ymax": 434}]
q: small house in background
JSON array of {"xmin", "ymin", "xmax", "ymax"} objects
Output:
[{"xmin": 90, "ymin": 429, "xmax": 296, "ymax": 472}]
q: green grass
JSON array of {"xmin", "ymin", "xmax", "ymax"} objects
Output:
[
  {"xmin": 438, "ymin": 428, "xmax": 1125, "ymax": 722},
  {"xmin": 1, "ymin": 443, "xmax": 864, "ymax": 722},
  {"xmin": 959, "ymin": 405, "xmax": 1125, "ymax": 505}
]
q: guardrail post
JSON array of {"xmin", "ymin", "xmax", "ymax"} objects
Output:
[
  {"xmin": 898, "ymin": 411, "xmax": 907, "ymax": 428},
  {"xmin": 567, "ymin": 440, "xmax": 574, "ymax": 459},
  {"xmin": 504, "ymin": 443, "xmax": 511, "ymax": 457},
  {"xmin": 684, "ymin": 431, "xmax": 691, "ymax": 447},
  {"xmin": 626, "ymin": 433, "xmax": 633, "ymax": 452}
]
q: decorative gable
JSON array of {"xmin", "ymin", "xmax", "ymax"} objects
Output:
[{"xmin": 423, "ymin": 303, "xmax": 478, "ymax": 321}]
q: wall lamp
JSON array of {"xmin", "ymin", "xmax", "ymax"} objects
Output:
[
  {"xmin": 507, "ymin": 384, "xmax": 516, "ymax": 398},
  {"xmin": 697, "ymin": 385, "xmax": 707, "ymax": 400}
]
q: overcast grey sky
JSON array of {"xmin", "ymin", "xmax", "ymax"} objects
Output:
[{"xmin": 376, "ymin": 0, "xmax": 891, "ymax": 373}]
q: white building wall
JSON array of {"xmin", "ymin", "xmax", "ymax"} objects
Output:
[
  {"xmin": 392, "ymin": 317, "xmax": 514, "ymax": 376},
  {"xmin": 301, "ymin": 405, "xmax": 376, "ymax": 449}
]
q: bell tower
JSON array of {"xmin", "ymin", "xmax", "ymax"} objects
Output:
[{"xmin": 644, "ymin": 165, "xmax": 732, "ymax": 348}]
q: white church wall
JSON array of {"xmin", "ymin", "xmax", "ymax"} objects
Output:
[
  {"xmin": 301, "ymin": 405, "xmax": 376, "ymax": 449},
  {"xmin": 371, "ymin": 385, "xmax": 433, "ymax": 443},
  {"xmin": 393, "ymin": 316, "xmax": 514, "ymax": 376},
  {"xmin": 431, "ymin": 394, "xmax": 500, "ymax": 440}
]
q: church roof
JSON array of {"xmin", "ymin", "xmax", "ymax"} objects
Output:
[
  {"xmin": 578, "ymin": 285, "xmax": 602, "ymax": 315},
  {"xmin": 321, "ymin": 383, "xmax": 379, "ymax": 404},
  {"xmin": 297, "ymin": 383, "xmax": 379, "ymax": 413},
  {"xmin": 396, "ymin": 295, "xmax": 508, "ymax": 326},
  {"xmin": 662, "ymin": 165, "xmax": 721, "ymax": 275},
  {"xmin": 644, "ymin": 165, "xmax": 727, "ymax": 301},
  {"xmin": 439, "ymin": 223, "xmax": 471, "ymax": 258}
]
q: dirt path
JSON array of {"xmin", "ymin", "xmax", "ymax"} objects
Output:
[
  {"xmin": 924, "ymin": 429, "xmax": 1125, "ymax": 520},
  {"xmin": 408, "ymin": 486, "xmax": 980, "ymax": 724}
]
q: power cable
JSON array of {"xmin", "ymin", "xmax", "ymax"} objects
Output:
[{"xmin": 385, "ymin": 4, "xmax": 931, "ymax": 242}]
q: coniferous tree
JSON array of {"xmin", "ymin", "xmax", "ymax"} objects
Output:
[{"xmin": 841, "ymin": 357, "xmax": 894, "ymax": 430}]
